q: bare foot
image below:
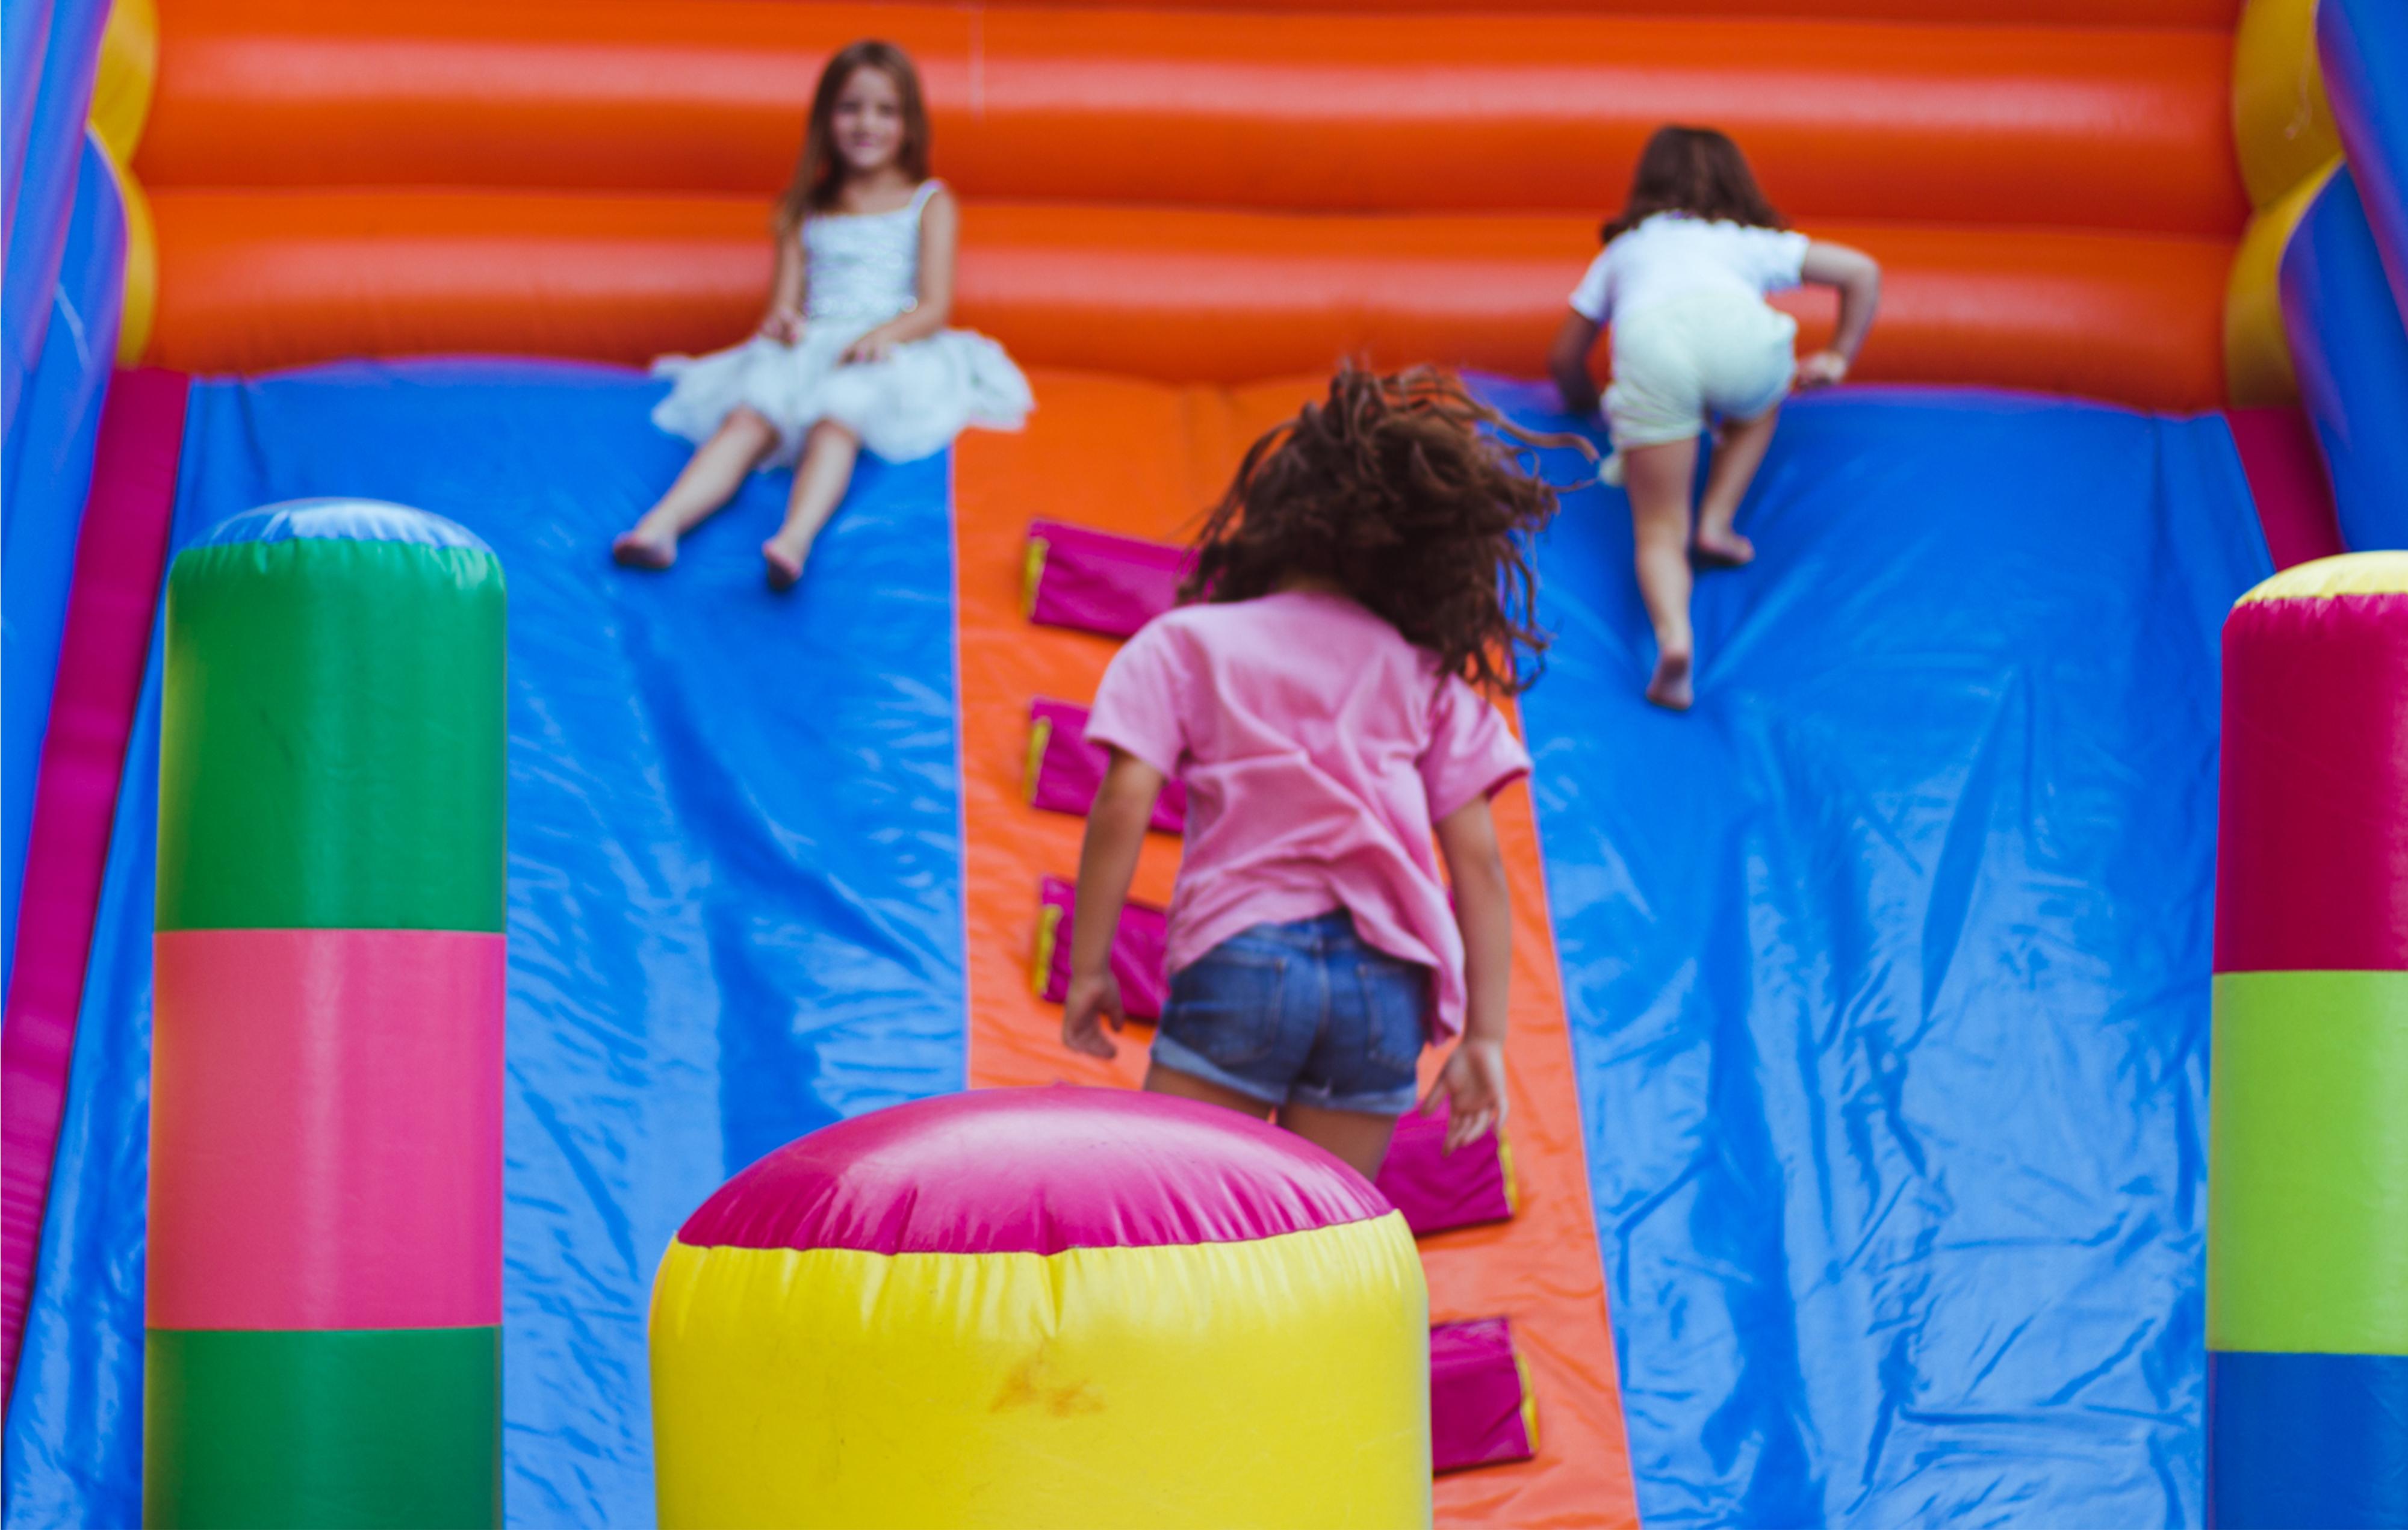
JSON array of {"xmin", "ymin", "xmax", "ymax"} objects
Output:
[
  {"xmin": 1646, "ymin": 645, "xmax": 1694, "ymax": 711},
  {"xmin": 1693, "ymin": 530, "xmax": 1755, "ymax": 568},
  {"xmin": 612, "ymin": 527, "xmax": 677, "ymax": 570},
  {"xmin": 762, "ymin": 537, "xmax": 808, "ymax": 591}
]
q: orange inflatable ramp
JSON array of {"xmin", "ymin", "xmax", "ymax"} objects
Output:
[
  {"xmin": 141, "ymin": 1, "xmax": 2241, "ymax": 235},
  {"xmin": 145, "ymin": 193, "xmax": 2230, "ymax": 407},
  {"xmin": 951, "ymin": 369, "xmax": 1638, "ymax": 1528}
]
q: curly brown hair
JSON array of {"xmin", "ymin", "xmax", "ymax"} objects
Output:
[
  {"xmin": 1601, "ymin": 125, "xmax": 1783, "ymax": 244},
  {"xmin": 1180, "ymin": 365, "xmax": 1583, "ymax": 697}
]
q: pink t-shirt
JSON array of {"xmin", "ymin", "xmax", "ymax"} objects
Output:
[{"xmin": 1085, "ymin": 590, "xmax": 1531, "ymax": 1041}]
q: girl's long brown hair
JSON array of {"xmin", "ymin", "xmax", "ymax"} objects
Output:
[
  {"xmin": 1181, "ymin": 365, "xmax": 1583, "ymax": 698},
  {"xmin": 775, "ymin": 41, "xmax": 931, "ymax": 234},
  {"xmin": 1601, "ymin": 124, "xmax": 1783, "ymax": 243}
]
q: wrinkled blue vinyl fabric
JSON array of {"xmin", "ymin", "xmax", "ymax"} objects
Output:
[
  {"xmin": 1482, "ymin": 379, "xmax": 2271, "ymax": 1529},
  {"xmin": 2, "ymin": 359, "xmax": 967, "ymax": 1527},
  {"xmin": 2, "ymin": 0, "xmax": 108, "ymax": 444}
]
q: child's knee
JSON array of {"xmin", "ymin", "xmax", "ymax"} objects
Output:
[{"xmin": 725, "ymin": 406, "xmax": 777, "ymax": 443}]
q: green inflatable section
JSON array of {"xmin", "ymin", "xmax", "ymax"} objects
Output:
[
  {"xmin": 155, "ymin": 537, "xmax": 506, "ymax": 933},
  {"xmin": 143, "ymin": 1326, "xmax": 501, "ymax": 1529},
  {"xmin": 2208, "ymin": 968, "xmax": 2408, "ymax": 1355}
]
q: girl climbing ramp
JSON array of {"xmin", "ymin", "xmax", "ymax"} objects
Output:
[
  {"xmin": 613, "ymin": 40, "xmax": 1032, "ymax": 589},
  {"xmin": 1550, "ymin": 124, "xmax": 1881, "ymax": 711}
]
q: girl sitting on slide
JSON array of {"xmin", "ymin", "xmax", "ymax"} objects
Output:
[
  {"xmin": 614, "ymin": 40, "xmax": 1032, "ymax": 589},
  {"xmin": 1061, "ymin": 365, "xmax": 1573, "ymax": 1180},
  {"xmin": 1549, "ymin": 124, "xmax": 1881, "ymax": 711}
]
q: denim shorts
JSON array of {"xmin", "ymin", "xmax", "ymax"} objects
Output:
[{"xmin": 1152, "ymin": 911, "xmax": 1429, "ymax": 1116}]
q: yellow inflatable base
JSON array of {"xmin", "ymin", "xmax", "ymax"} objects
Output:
[{"xmin": 651, "ymin": 1215, "xmax": 1431, "ymax": 1529}]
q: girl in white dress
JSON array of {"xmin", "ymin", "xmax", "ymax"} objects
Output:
[
  {"xmin": 1548, "ymin": 125, "xmax": 1881, "ymax": 710},
  {"xmin": 613, "ymin": 40, "xmax": 1033, "ymax": 589}
]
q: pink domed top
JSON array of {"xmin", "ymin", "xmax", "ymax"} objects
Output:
[{"xmin": 677, "ymin": 1086, "xmax": 1395, "ymax": 1256}]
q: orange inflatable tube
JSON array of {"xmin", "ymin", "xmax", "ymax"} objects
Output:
[
  {"xmin": 988, "ymin": 0, "xmax": 2235, "ymax": 17},
  {"xmin": 141, "ymin": 0, "xmax": 2242, "ymax": 236},
  {"xmin": 954, "ymin": 0, "xmax": 2236, "ymax": 17},
  {"xmin": 951, "ymin": 370, "xmax": 1640, "ymax": 1530},
  {"xmin": 144, "ymin": 192, "xmax": 2230, "ymax": 409}
]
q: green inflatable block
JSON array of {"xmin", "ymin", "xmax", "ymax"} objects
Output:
[
  {"xmin": 158, "ymin": 536, "xmax": 506, "ymax": 933},
  {"xmin": 145, "ymin": 1326, "xmax": 501, "ymax": 1529},
  {"xmin": 2209, "ymin": 969, "xmax": 2408, "ymax": 1355}
]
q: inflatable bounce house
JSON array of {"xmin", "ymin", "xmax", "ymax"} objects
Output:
[{"xmin": 5, "ymin": 0, "xmax": 2406, "ymax": 1523}]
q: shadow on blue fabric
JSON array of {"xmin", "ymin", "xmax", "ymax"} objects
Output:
[
  {"xmin": 2, "ymin": 359, "xmax": 966, "ymax": 1526},
  {"xmin": 1480, "ymin": 377, "xmax": 2271, "ymax": 1530}
]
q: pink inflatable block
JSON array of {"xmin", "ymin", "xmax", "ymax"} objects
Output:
[
  {"xmin": 1375, "ymin": 1101, "xmax": 1517, "ymax": 1237},
  {"xmin": 1024, "ymin": 519, "xmax": 1185, "ymax": 638},
  {"xmin": 1430, "ymin": 1317, "xmax": 1538, "ymax": 1474},
  {"xmin": 1026, "ymin": 698, "xmax": 1188, "ymax": 834},
  {"xmin": 1032, "ymin": 875, "xmax": 1170, "ymax": 1021},
  {"xmin": 149, "ymin": 928, "xmax": 506, "ymax": 1330}
]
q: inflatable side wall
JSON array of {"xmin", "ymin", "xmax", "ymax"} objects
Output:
[
  {"xmin": 0, "ymin": 0, "xmax": 161, "ymax": 1396},
  {"xmin": 2228, "ymin": 0, "xmax": 2408, "ymax": 549},
  {"xmin": 4, "ymin": 0, "xmax": 118, "ymax": 1005}
]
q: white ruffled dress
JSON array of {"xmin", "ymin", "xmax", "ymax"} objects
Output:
[{"xmin": 651, "ymin": 180, "xmax": 1033, "ymax": 465}]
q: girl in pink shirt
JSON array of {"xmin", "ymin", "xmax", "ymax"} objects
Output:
[{"xmin": 1063, "ymin": 365, "xmax": 1573, "ymax": 1179}]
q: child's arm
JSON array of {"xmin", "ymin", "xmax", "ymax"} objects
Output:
[
  {"xmin": 1427, "ymin": 793, "xmax": 1512, "ymax": 1153},
  {"xmin": 842, "ymin": 185, "xmax": 960, "ymax": 362},
  {"xmin": 1795, "ymin": 241, "xmax": 1882, "ymax": 388},
  {"xmin": 1063, "ymin": 748, "xmax": 1167, "ymax": 1059},
  {"xmin": 760, "ymin": 236, "xmax": 805, "ymax": 341},
  {"xmin": 1548, "ymin": 311, "xmax": 1604, "ymax": 418}
]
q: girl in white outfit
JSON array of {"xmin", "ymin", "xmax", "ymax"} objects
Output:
[
  {"xmin": 1550, "ymin": 125, "xmax": 1881, "ymax": 710},
  {"xmin": 615, "ymin": 40, "xmax": 1032, "ymax": 589}
]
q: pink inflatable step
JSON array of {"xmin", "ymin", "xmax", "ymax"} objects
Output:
[
  {"xmin": 1026, "ymin": 698, "xmax": 1189, "ymax": 833},
  {"xmin": 1430, "ymin": 1316, "xmax": 1539, "ymax": 1474},
  {"xmin": 1032, "ymin": 875, "xmax": 1170, "ymax": 1020},
  {"xmin": 1024, "ymin": 519, "xmax": 1184, "ymax": 638},
  {"xmin": 1374, "ymin": 1101, "xmax": 1517, "ymax": 1237}
]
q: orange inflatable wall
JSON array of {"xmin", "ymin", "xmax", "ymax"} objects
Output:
[{"xmin": 136, "ymin": 0, "xmax": 2244, "ymax": 408}]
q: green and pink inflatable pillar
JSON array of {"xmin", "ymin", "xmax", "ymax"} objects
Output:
[
  {"xmin": 144, "ymin": 501, "xmax": 506, "ymax": 1528},
  {"xmin": 2209, "ymin": 554, "xmax": 2408, "ymax": 1528}
]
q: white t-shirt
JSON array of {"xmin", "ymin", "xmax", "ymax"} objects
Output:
[{"xmin": 1569, "ymin": 213, "xmax": 1811, "ymax": 326}]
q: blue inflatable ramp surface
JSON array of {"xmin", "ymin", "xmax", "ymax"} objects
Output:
[
  {"xmin": 3, "ymin": 359, "xmax": 967, "ymax": 1526},
  {"xmin": 1487, "ymin": 381, "xmax": 2272, "ymax": 1529}
]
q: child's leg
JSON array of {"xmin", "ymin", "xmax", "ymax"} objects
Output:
[
  {"xmin": 1693, "ymin": 407, "xmax": 1780, "ymax": 566},
  {"xmin": 1624, "ymin": 436, "xmax": 1701, "ymax": 711},
  {"xmin": 614, "ymin": 407, "xmax": 778, "ymax": 568},
  {"xmin": 762, "ymin": 419, "xmax": 862, "ymax": 590},
  {"xmin": 1274, "ymin": 1101, "xmax": 1400, "ymax": 1182},
  {"xmin": 1143, "ymin": 1059, "xmax": 1273, "ymax": 1120}
]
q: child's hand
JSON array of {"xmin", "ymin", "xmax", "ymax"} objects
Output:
[
  {"xmin": 1423, "ymin": 1037, "xmax": 1509, "ymax": 1153},
  {"xmin": 842, "ymin": 330, "xmax": 896, "ymax": 365},
  {"xmin": 1061, "ymin": 969, "xmax": 1125, "ymax": 1059},
  {"xmin": 1794, "ymin": 350, "xmax": 1851, "ymax": 390},
  {"xmin": 757, "ymin": 308, "xmax": 803, "ymax": 344}
]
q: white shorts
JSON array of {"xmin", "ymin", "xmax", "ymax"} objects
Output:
[{"xmin": 1603, "ymin": 293, "xmax": 1798, "ymax": 451}]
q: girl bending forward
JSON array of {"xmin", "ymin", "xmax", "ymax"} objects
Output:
[
  {"xmin": 615, "ymin": 40, "xmax": 1032, "ymax": 589},
  {"xmin": 1063, "ymin": 366, "xmax": 1571, "ymax": 1180}
]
